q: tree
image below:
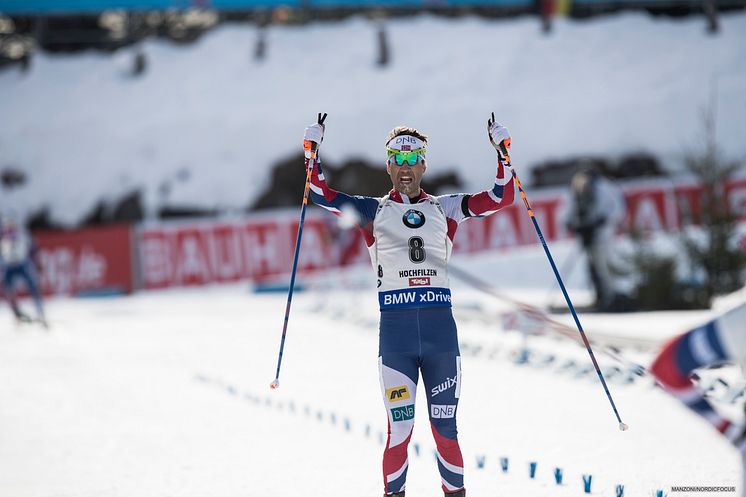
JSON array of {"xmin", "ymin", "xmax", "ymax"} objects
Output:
[
  {"xmin": 680, "ymin": 103, "xmax": 745, "ymax": 302},
  {"xmin": 630, "ymin": 96, "xmax": 745, "ymax": 310}
]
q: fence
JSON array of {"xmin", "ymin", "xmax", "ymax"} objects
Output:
[{"xmin": 28, "ymin": 176, "xmax": 746, "ymax": 297}]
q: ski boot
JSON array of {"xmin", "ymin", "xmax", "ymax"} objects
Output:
[
  {"xmin": 14, "ymin": 311, "xmax": 33, "ymax": 324},
  {"xmin": 445, "ymin": 490, "xmax": 465, "ymax": 497},
  {"xmin": 385, "ymin": 492, "xmax": 405, "ymax": 497}
]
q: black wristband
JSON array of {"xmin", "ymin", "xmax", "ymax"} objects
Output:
[{"xmin": 461, "ymin": 195, "xmax": 472, "ymax": 218}]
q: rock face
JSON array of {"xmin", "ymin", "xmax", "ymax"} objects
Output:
[{"xmin": 251, "ymin": 152, "xmax": 463, "ymax": 211}]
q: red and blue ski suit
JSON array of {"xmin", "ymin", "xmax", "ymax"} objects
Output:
[{"xmin": 308, "ymin": 155, "xmax": 514, "ymax": 495}]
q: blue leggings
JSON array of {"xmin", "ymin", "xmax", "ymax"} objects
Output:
[
  {"xmin": 378, "ymin": 306, "xmax": 464, "ymax": 494},
  {"xmin": 3, "ymin": 262, "xmax": 44, "ymax": 318}
]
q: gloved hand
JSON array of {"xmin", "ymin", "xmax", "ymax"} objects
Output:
[
  {"xmin": 487, "ymin": 112, "xmax": 511, "ymax": 155},
  {"xmin": 303, "ymin": 112, "xmax": 327, "ymax": 159}
]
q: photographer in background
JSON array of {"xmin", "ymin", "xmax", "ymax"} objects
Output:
[{"xmin": 564, "ymin": 165, "xmax": 631, "ymax": 312}]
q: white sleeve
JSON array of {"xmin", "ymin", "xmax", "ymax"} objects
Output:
[{"xmin": 435, "ymin": 193, "xmax": 469, "ymax": 224}]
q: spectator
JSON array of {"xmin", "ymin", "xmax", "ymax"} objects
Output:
[
  {"xmin": 564, "ymin": 165, "xmax": 630, "ymax": 311},
  {"xmin": 0, "ymin": 212, "xmax": 47, "ymax": 328}
]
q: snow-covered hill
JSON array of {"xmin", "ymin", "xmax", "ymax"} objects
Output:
[{"xmin": 2, "ymin": 12, "xmax": 746, "ymax": 226}]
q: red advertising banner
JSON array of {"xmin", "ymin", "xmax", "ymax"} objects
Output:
[
  {"xmin": 137, "ymin": 215, "xmax": 338, "ymax": 290},
  {"xmin": 11, "ymin": 176, "xmax": 744, "ymax": 297},
  {"xmin": 34, "ymin": 224, "xmax": 134, "ymax": 296},
  {"xmin": 726, "ymin": 178, "xmax": 746, "ymax": 220},
  {"xmin": 133, "ymin": 177, "xmax": 746, "ymax": 291}
]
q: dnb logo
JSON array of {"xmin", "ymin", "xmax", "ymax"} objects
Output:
[
  {"xmin": 430, "ymin": 404, "xmax": 456, "ymax": 419},
  {"xmin": 386, "ymin": 385, "xmax": 411, "ymax": 402},
  {"xmin": 402, "ymin": 209, "xmax": 426, "ymax": 229},
  {"xmin": 391, "ymin": 404, "xmax": 415, "ymax": 422},
  {"xmin": 394, "ymin": 135, "xmax": 419, "ymax": 149}
]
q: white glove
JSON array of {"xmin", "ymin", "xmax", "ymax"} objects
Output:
[
  {"xmin": 489, "ymin": 123, "xmax": 510, "ymax": 147},
  {"xmin": 487, "ymin": 113, "xmax": 511, "ymax": 153},
  {"xmin": 303, "ymin": 123, "xmax": 324, "ymax": 145},
  {"xmin": 303, "ymin": 113, "xmax": 327, "ymax": 159}
]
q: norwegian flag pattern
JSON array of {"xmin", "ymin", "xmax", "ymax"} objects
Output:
[
  {"xmin": 379, "ymin": 308, "xmax": 464, "ymax": 494},
  {"xmin": 650, "ymin": 317, "xmax": 733, "ymax": 435}
]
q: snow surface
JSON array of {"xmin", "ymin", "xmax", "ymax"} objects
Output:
[
  {"xmin": 2, "ymin": 13, "xmax": 746, "ymax": 225},
  {"xmin": 1, "ymin": 245, "xmax": 744, "ymax": 496}
]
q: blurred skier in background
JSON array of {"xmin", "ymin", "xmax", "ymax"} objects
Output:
[
  {"xmin": 650, "ymin": 300, "xmax": 746, "ymax": 490},
  {"xmin": 303, "ymin": 113, "xmax": 515, "ymax": 497},
  {"xmin": 0, "ymin": 212, "xmax": 47, "ymax": 328},
  {"xmin": 564, "ymin": 164, "xmax": 631, "ymax": 311}
]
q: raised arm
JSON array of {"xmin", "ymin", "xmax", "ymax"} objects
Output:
[
  {"xmin": 438, "ymin": 120, "xmax": 515, "ymax": 224},
  {"xmin": 303, "ymin": 118, "xmax": 379, "ymax": 232}
]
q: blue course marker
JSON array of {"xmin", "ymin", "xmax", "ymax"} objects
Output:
[
  {"xmin": 554, "ymin": 467, "xmax": 563, "ymax": 484},
  {"xmin": 616, "ymin": 484, "xmax": 624, "ymax": 497},
  {"xmin": 500, "ymin": 457, "xmax": 509, "ymax": 473},
  {"xmin": 529, "ymin": 462, "xmax": 537, "ymax": 479},
  {"xmin": 583, "ymin": 474, "xmax": 593, "ymax": 493},
  {"xmin": 515, "ymin": 348, "xmax": 530, "ymax": 364}
]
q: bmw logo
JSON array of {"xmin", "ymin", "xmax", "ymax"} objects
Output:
[{"xmin": 402, "ymin": 209, "xmax": 426, "ymax": 229}]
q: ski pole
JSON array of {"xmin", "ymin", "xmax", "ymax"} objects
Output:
[
  {"xmin": 270, "ymin": 113, "xmax": 327, "ymax": 390},
  {"xmin": 544, "ymin": 246, "xmax": 581, "ymax": 307},
  {"xmin": 448, "ymin": 264, "xmax": 646, "ymax": 376},
  {"xmin": 489, "ymin": 114, "xmax": 628, "ymax": 431}
]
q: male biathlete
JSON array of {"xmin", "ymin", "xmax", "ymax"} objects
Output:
[{"xmin": 303, "ymin": 114, "xmax": 515, "ymax": 497}]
